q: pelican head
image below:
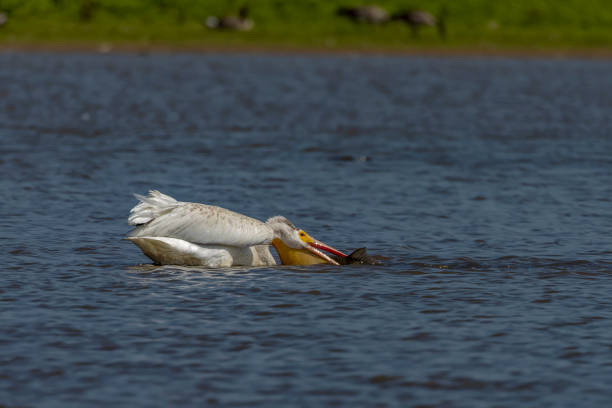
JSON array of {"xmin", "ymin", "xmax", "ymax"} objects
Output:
[{"xmin": 266, "ymin": 216, "xmax": 346, "ymax": 266}]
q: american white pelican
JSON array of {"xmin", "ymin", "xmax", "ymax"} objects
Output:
[{"xmin": 127, "ymin": 190, "xmax": 347, "ymax": 267}]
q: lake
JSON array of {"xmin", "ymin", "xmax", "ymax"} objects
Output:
[{"xmin": 2, "ymin": 52, "xmax": 612, "ymax": 407}]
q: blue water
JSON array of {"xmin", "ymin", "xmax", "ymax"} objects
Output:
[{"xmin": 2, "ymin": 52, "xmax": 612, "ymax": 407}]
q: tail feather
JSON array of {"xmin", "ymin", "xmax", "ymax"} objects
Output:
[{"xmin": 128, "ymin": 190, "xmax": 179, "ymax": 226}]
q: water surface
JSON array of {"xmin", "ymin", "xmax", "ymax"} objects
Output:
[{"xmin": 2, "ymin": 52, "xmax": 612, "ymax": 407}]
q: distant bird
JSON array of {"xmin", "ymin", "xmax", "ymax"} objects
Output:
[
  {"xmin": 78, "ymin": 0, "xmax": 97, "ymax": 22},
  {"xmin": 206, "ymin": 6, "xmax": 254, "ymax": 31},
  {"xmin": 127, "ymin": 191, "xmax": 347, "ymax": 267},
  {"xmin": 392, "ymin": 10, "xmax": 437, "ymax": 37},
  {"xmin": 0, "ymin": 12, "xmax": 7, "ymax": 27},
  {"xmin": 337, "ymin": 5, "xmax": 389, "ymax": 24}
]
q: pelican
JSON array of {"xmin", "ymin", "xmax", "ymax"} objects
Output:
[{"xmin": 126, "ymin": 190, "xmax": 347, "ymax": 267}]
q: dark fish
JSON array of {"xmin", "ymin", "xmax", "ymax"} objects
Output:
[{"xmin": 332, "ymin": 248, "xmax": 383, "ymax": 265}]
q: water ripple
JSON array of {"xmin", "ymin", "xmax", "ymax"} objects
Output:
[{"xmin": 3, "ymin": 53, "xmax": 612, "ymax": 407}]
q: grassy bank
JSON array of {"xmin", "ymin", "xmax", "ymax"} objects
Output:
[{"xmin": 1, "ymin": 0, "xmax": 612, "ymax": 53}]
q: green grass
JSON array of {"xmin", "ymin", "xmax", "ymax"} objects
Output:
[{"xmin": 1, "ymin": 0, "xmax": 612, "ymax": 53}]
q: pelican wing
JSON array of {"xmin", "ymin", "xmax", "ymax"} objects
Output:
[{"xmin": 128, "ymin": 192, "xmax": 274, "ymax": 247}]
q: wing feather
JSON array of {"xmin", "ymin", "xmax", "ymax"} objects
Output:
[{"xmin": 128, "ymin": 201, "xmax": 273, "ymax": 247}]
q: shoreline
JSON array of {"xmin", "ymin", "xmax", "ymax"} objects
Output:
[{"xmin": 2, "ymin": 41, "xmax": 612, "ymax": 59}]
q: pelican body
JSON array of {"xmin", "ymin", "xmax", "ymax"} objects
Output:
[{"xmin": 127, "ymin": 191, "xmax": 346, "ymax": 267}]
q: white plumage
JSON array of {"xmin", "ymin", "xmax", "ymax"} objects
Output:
[
  {"xmin": 128, "ymin": 191, "xmax": 274, "ymax": 248},
  {"xmin": 127, "ymin": 191, "xmax": 277, "ymax": 266},
  {"xmin": 128, "ymin": 191, "xmax": 178, "ymax": 225},
  {"xmin": 126, "ymin": 190, "xmax": 343, "ymax": 267},
  {"xmin": 127, "ymin": 236, "xmax": 275, "ymax": 267}
]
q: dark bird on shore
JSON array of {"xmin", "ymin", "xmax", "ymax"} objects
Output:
[
  {"xmin": 206, "ymin": 6, "xmax": 254, "ymax": 31},
  {"xmin": 392, "ymin": 10, "xmax": 438, "ymax": 37},
  {"xmin": 337, "ymin": 5, "xmax": 390, "ymax": 24}
]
